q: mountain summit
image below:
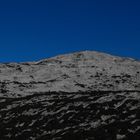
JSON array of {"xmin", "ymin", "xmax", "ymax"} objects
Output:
[{"xmin": 0, "ymin": 51, "xmax": 140, "ymax": 98}]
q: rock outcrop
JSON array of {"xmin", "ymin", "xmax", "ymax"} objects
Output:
[{"xmin": 0, "ymin": 51, "xmax": 140, "ymax": 139}]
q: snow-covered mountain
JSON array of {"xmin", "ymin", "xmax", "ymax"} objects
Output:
[
  {"xmin": 0, "ymin": 51, "xmax": 140, "ymax": 98},
  {"xmin": 0, "ymin": 51, "xmax": 140, "ymax": 140}
]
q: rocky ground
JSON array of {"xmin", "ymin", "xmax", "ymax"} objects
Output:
[
  {"xmin": 0, "ymin": 91, "xmax": 140, "ymax": 140},
  {"xmin": 0, "ymin": 51, "xmax": 140, "ymax": 139}
]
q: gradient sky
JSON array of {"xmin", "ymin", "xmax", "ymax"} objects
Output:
[{"xmin": 0, "ymin": 0, "xmax": 140, "ymax": 62}]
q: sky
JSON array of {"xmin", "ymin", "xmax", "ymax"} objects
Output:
[{"xmin": 0, "ymin": 0, "xmax": 140, "ymax": 62}]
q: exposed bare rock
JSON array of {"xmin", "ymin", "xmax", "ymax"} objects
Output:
[{"xmin": 0, "ymin": 51, "xmax": 140, "ymax": 139}]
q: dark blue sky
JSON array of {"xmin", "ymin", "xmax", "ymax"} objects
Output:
[{"xmin": 0, "ymin": 0, "xmax": 140, "ymax": 62}]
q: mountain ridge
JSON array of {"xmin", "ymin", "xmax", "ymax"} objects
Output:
[{"xmin": 1, "ymin": 50, "xmax": 139, "ymax": 64}]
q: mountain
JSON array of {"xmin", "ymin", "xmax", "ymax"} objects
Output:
[
  {"xmin": 0, "ymin": 51, "xmax": 140, "ymax": 98},
  {"xmin": 0, "ymin": 51, "xmax": 140, "ymax": 140}
]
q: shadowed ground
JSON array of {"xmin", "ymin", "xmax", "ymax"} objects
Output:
[{"xmin": 0, "ymin": 91, "xmax": 140, "ymax": 140}]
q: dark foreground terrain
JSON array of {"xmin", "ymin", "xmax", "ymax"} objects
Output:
[{"xmin": 0, "ymin": 91, "xmax": 140, "ymax": 140}]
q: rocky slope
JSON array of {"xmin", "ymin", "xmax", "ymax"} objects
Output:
[{"xmin": 0, "ymin": 51, "xmax": 140, "ymax": 140}]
